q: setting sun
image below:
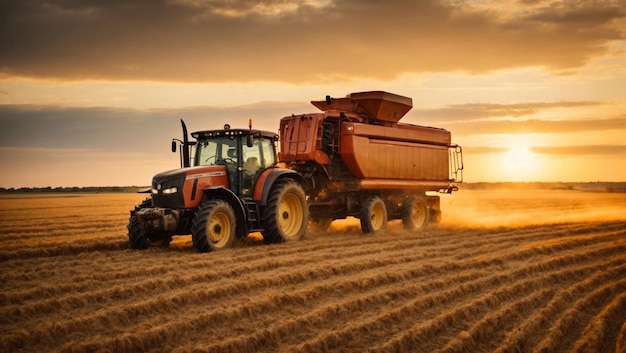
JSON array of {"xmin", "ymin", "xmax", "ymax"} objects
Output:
[
  {"xmin": 501, "ymin": 136, "xmax": 541, "ymax": 180},
  {"xmin": 504, "ymin": 146, "xmax": 537, "ymax": 171}
]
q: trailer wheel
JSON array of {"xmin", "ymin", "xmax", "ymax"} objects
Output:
[
  {"xmin": 127, "ymin": 198, "xmax": 152, "ymax": 249},
  {"xmin": 191, "ymin": 200, "xmax": 237, "ymax": 252},
  {"xmin": 360, "ymin": 196, "xmax": 387, "ymax": 234},
  {"xmin": 263, "ymin": 180, "xmax": 308, "ymax": 244},
  {"xmin": 402, "ymin": 195, "xmax": 430, "ymax": 230}
]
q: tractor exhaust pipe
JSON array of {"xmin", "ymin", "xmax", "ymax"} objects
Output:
[{"xmin": 180, "ymin": 119, "xmax": 191, "ymax": 168}]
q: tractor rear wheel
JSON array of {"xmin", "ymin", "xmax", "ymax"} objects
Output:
[
  {"xmin": 360, "ymin": 196, "xmax": 387, "ymax": 234},
  {"xmin": 401, "ymin": 195, "xmax": 430, "ymax": 230},
  {"xmin": 191, "ymin": 200, "xmax": 238, "ymax": 252},
  {"xmin": 263, "ymin": 180, "xmax": 308, "ymax": 244},
  {"xmin": 127, "ymin": 198, "xmax": 152, "ymax": 249}
]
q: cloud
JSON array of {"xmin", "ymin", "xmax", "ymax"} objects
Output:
[
  {"xmin": 532, "ymin": 145, "xmax": 626, "ymax": 155},
  {"xmin": 1, "ymin": 0, "xmax": 624, "ymax": 82},
  {"xmin": 2, "ymin": 102, "xmax": 624, "ymax": 155},
  {"xmin": 461, "ymin": 146, "xmax": 509, "ymax": 154},
  {"xmin": 170, "ymin": 0, "xmax": 331, "ymax": 18},
  {"xmin": 0, "ymin": 146, "xmax": 174, "ymax": 187},
  {"xmin": 0, "ymin": 101, "xmax": 310, "ymax": 187},
  {"xmin": 445, "ymin": 116, "xmax": 626, "ymax": 135},
  {"xmin": 0, "ymin": 102, "xmax": 307, "ymax": 151},
  {"xmin": 412, "ymin": 101, "xmax": 603, "ymax": 121},
  {"xmin": 462, "ymin": 144, "xmax": 626, "ymax": 156}
]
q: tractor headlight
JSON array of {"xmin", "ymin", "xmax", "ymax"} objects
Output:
[{"xmin": 162, "ymin": 187, "xmax": 178, "ymax": 195}]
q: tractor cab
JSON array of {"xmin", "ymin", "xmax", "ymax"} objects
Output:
[{"xmin": 191, "ymin": 126, "xmax": 278, "ymax": 197}]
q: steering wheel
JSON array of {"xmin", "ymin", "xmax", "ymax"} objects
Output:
[
  {"xmin": 204, "ymin": 156, "xmax": 217, "ymax": 164},
  {"xmin": 214, "ymin": 157, "xmax": 236, "ymax": 166}
]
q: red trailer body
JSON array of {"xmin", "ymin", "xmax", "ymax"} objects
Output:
[{"xmin": 279, "ymin": 91, "xmax": 463, "ymax": 233}]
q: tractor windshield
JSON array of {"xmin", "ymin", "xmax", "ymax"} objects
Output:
[
  {"xmin": 242, "ymin": 137, "xmax": 276, "ymax": 172},
  {"xmin": 194, "ymin": 135, "xmax": 276, "ymax": 168},
  {"xmin": 195, "ymin": 136, "xmax": 238, "ymax": 166}
]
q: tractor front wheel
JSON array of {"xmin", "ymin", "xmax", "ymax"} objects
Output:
[
  {"xmin": 128, "ymin": 198, "xmax": 152, "ymax": 249},
  {"xmin": 191, "ymin": 200, "xmax": 238, "ymax": 252}
]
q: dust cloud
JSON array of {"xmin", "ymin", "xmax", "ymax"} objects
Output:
[
  {"xmin": 310, "ymin": 189, "xmax": 626, "ymax": 234},
  {"xmin": 439, "ymin": 189, "xmax": 626, "ymax": 228}
]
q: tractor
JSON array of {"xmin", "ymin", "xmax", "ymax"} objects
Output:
[{"xmin": 127, "ymin": 120, "xmax": 308, "ymax": 252}]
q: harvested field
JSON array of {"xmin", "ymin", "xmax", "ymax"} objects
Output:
[{"xmin": 1, "ymin": 190, "xmax": 626, "ymax": 353}]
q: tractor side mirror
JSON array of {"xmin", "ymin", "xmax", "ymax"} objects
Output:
[
  {"xmin": 171, "ymin": 140, "xmax": 177, "ymax": 153},
  {"xmin": 246, "ymin": 135, "xmax": 254, "ymax": 148}
]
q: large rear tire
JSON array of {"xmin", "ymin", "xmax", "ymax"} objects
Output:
[
  {"xmin": 402, "ymin": 195, "xmax": 430, "ymax": 230},
  {"xmin": 191, "ymin": 200, "xmax": 238, "ymax": 252},
  {"xmin": 263, "ymin": 180, "xmax": 308, "ymax": 244},
  {"xmin": 360, "ymin": 196, "xmax": 387, "ymax": 234},
  {"xmin": 128, "ymin": 198, "xmax": 151, "ymax": 250}
]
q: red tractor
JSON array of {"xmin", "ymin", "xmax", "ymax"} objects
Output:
[{"xmin": 127, "ymin": 121, "xmax": 308, "ymax": 251}]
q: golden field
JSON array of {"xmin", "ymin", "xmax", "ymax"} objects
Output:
[{"xmin": 1, "ymin": 189, "xmax": 625, "ymax": 353}]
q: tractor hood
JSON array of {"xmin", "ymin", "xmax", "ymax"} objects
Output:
[{"xmin": 151, "ymin": 165, "xmax": 229, "ymax": 209}]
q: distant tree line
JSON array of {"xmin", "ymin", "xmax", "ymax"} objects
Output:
[{"xmin": 0, "ymin": 186, "xmax": 147, "ymax": 194}]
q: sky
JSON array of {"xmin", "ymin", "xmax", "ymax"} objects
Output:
[{"xmin": 1, "ymin": 0, "xmax": 625, "ymax": 187}]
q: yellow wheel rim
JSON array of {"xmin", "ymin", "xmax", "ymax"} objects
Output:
[
  {"xmin": 371, "ymin": 202, "xmax": 385, "ymax": 230},
  {"xmin": 207, "ymin": 211, "xmax": 231, "ymax": 248},
  {"xmin": 278, "ymin": 193, "xmax": 303, "ymax": 239},
  {"xmin": 411, "ymin": 200, "xmax": 427, "ymax": 227}
]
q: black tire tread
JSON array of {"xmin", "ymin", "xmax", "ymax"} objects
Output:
[
  {"xmin": 359, "ymin": 196, "xmax": 387, "ymax": 234},
  {"xmin": 401, "ymin": 195, "xmax": 430, "ymax": 231},
  {"xmin": 263, "ymin": 179, "xmax": 308, "ymax": 244},
  {"xmin": 191, "ymin": 199, "xmax": 238, "ymax": 252},
  {"xmin": 127, "ymin": 198, "xmax": 152, "ymax": 250}
]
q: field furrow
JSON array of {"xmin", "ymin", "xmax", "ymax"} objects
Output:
[
  {"xmin": 571, "ymin": 291, "xmax": 626, "ymax": 353},
  {"xmin": 531, "ymin": 277, "xmax": 626, "ymax": 353},
  {"xmin": 0, "ymin": 191, "xmax": 625, "ymax": 353}
]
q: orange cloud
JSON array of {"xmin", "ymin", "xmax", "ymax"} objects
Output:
[
  {"xmin": 465, "ymin": 144, "xmax": 626, "ymax": 156},
  {"xmin": 532, "ymin": 145, "xmax": 626, "ymax": 155},
  {"xmin": 1, "ymin": 0, "xmax": 624, "ymax": 82},
  {"xmin": 446, "ymin": 117, "xmax": 626, "ymax": 136},
  {"xmin": 412, "ymin": 101, "xmax": 603, "ymax": 121},
  {"xmin": 461, "ymin": 146, "xmax": 509, "ymax": 154}
]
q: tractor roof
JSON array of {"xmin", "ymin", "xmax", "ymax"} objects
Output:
[{"xmin": 192, "ymin": 128, "xmax": 278, "ymax": 140}]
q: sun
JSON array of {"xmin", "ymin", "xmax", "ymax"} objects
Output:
[
  {"xmin": 504, "ymin": 145, "xmax": 536, "ymax": 171},
  {"xmin": 501, "ymin": 138, "xmax": 540, "ymax": 180}
]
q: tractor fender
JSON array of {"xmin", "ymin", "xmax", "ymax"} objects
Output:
[
  {"xmin": 258, "ymin": 169, "xmax": 306, "ymax": 206},
  {"xmin": 200, "ymin": 186, "xmax": 248, "ymax": 237}
]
